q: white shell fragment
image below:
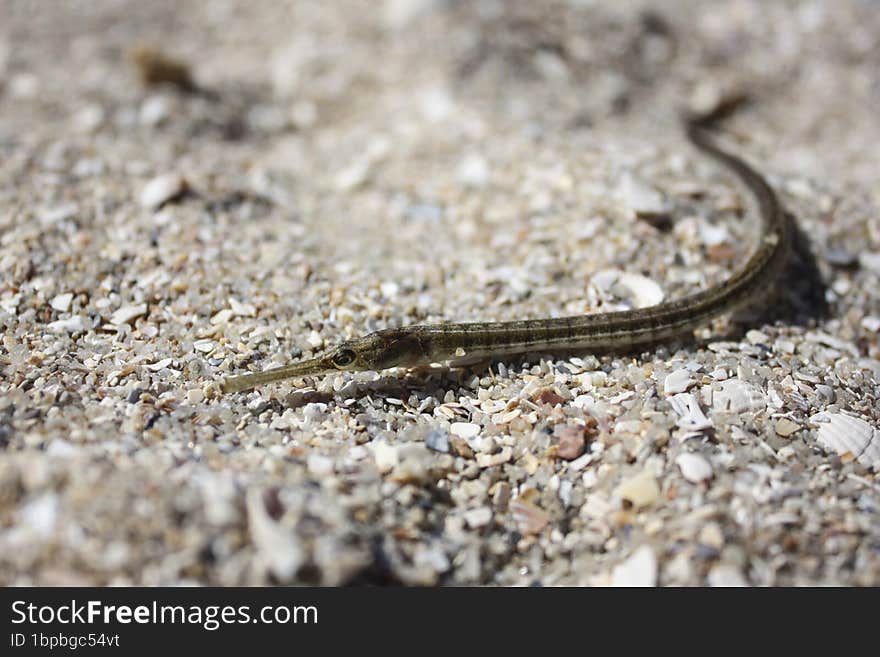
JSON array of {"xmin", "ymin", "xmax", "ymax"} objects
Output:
[
  {"xmin": 306, "ymin": 331, "xmax": 324, "ymax": 349},
  {"xmin": 20, "ymin": 494, "xmax": 59, "ymax": 538},
  {"xmin": 110, "ymin": 303, "xmax": 147, "ymax": 326},
  {"xmin": 373, "ymin": 442, "xmax": 399, "ymax": 474},
  {"xmin": 145, "ymin": 358, "xmax": 173, "ymax": 371},
  {"xmin": 192, "ymin": 339, "xmax": 215, "ymax": 353},
  {"xmin": 139, "ymin": 173, "xmax": 188, "ymax": 209},
  {"xmin": 699, "ymin": 222, "xmax": 729, "ymax": 247},
  {"xmin": 611, "ymin": 545, "xmax": 657, "ymax": 587},
  {"xmin": 450, "ymin": 422, "xmax": 480, "ymax": 440},
  {"xmin": 307, "ymin": 454, "xmax": 334, "ymax": 477},
  {"xmin": 668, "ymin": 392, "xmax": 713, "ymax": 431},
  {"xmin": 707, "ymin": 564, "xmax": 748, "ymax": 587},
  {"xmin": 47, "ymin": 316, "xmax": 87, "ymax": 333},
  {"xmin": 859, "ymin": 251, "xmax": 880, "ymax": 274},
  {"xmin": 591, "ymin": 269, "xmax": 665, "ymax": 309},
  {"xmin": 615, "ymin": 172, "xmax": 670, "ymax": 217},
  {"xmin": 186, "ymin": 388, "xmax": 205, "ymax": 404},
  {"xmin": 463, "ymin": 507, "xmax": 492, "ymax": 529},
  {"xmin": 712, "ymin": 379, "xmax": 765, "ymax": 414},
  {"xmin": 50, "ymin": 292, "xmax": 73, "ymax": 312},
  {"xmin": 229, "ymin": 297, "xmax": 256, "ymax": 317},
  {"xmin": 811, "ymin": 412, "xmax": 880, "ymax": 466},
  {"xmin": 663, "ymin": 368, "xmax": 695, "ymax": 395},
  {"xmin": 456, "ymin": 153, "xmax": 490, "ymax": 188},
  {"xmin": 139, "ymin": 95, "xmax": 171, "ymax": 126},
  {"xmin": 675, "ymin": 453, "xmax": 713, "ymax": 483},
  {"xmin": 246, "ymin": 488, "xmax": 303, "ymax": 581}
]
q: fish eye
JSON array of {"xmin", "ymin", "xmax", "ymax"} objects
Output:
[{"xmin": 332, "ymin": 348, "xmax": 356, "ymax": 368}]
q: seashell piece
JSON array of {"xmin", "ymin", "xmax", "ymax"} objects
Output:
[
  {"xmin": 707, "ymin": 564, "xmax": 748, "ymax": 587},
  {"xmin": 110, "ymin": 303, "xmax": 147, "ymax": 326},
  {"xmin": 663, "ymin": 368, "xmax": 695, "ymax": 395},
  {"xmin": 140, "ymin": 173, "xmax": 187, "ymax": 209},
  {"xmin": 450, "ymin": 422, "xmax": 480, "ymax": 439},
  {"xmin": 615, "ymin": 172, "xmax": 670, "ymax": 218},
  {"xmin": 668, "ymin": 392, "xmax": 713, "ymax": 431},
  {"xmin": 373, "ymin": 442, "xmax": 399, "ymax": 473},
  {"xmin": 675, "ymin": 453, "xmax": 713, "ymax": 483},
  {"xmin": 811, "ymin": 412, "xmax": 880, "ymax": 466},
  {"xmin": 463, "ymin": 507, "xmax": 492, "ymax": 529},
  {"xmin": 711, "ymin": 379, "xmax": 765, "ymax": 414},
  {"xmin": 611, "ymin": 545, "xmax": 657, "ymax": 587},
  {"xmin": 614, "ymin": 469, "xmax": 660, "ymax": 508},
  {"xmin": 246, "ymin": 488, "xmax": 304, "ymax": 581},
  {"xmin": 47, "ymin": 316, "xmax": 87, "ymax": 333},
  {"xmin": 591, "ymin": 269, "xmax": 664, "ymax": 309},
  {"xmin": 50, "ymin": 292, "xmax": 74, "ymax": 312}
]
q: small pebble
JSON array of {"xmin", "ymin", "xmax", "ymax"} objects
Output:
[
  {"xmin": 193, "ymin": 339, "xmax": 215, "ymax": 353},
  {"xmin": 50, "ymin": 293, "xmax": 73, "ymax": 312},
  {"xmin": 745, "ymin": 330, "xmax": 769, "ymax": 345},
  {"xmin": 140, "ymin": 95, "xmax": 172, "ymax": 126},
  {"xmin": 862, "ymin": 316, "xmax": 880, "ymax": 333},
  {"xmin": 699, "ymin": 522, "xmax": 725, "ymax": 549},
  {"xmin": 306, "ymin": 331, "xmax": 324, "ymax": 349},
  {"xmin": 307, "ymin": 454, "xmax": 334, "ymax": 477},
  {"xmin": 509, "ymin": 497, "xmax": 550, "ymax": 535},
  {"xmin": 476, "ymin": 448, "xmax": 512, "ymax": 468},
  {"xmin": 72, "ymin": 104, "xmax": 105, "ymax": 133},
  {"xmin": 186, "ymin": 388, "xmax": 205, "ymax": 404},
  {"xmin": 450, "ymin": 437, "xmax": 475, "ymax": 459},
  {"xmin": 535, "ymin": 388, "xmax": 566, "ymax": 406},
  {"xmin": 456, "ymin": 153, "xmax": 489, "ymax": 187},
  {"xmin": 616, "ymin": 172, "xmax": 670, "ymax": 218},
  {"xmin": 776, "ymin": 340, "xmax": 796, "ymax": 354},
  {"xmin": 230, "ymin": 298, "xmax": 257, "ymax": 317},
  {"xmin": 463, "ymin": 507, "xmax": 492, "ymax": 529},
  {"xmin": 491, "ymin": 482, "xmax": 511, "ymax": 510},
  {"xmin": 20, "ymin": 495, "xmax": 59, "ymax": 538},
  {"xmin": 858, "ymin": 252, "xmax": 880, "ymax": 274},
  {"xmin": 425, "ymin": 430, "xmax": 449, "ymax": 453},
  {"xmin": 774, "ymin": 418, "xmax": 800, "ymax": 437},
  {"xmin": 450, "ymin": 422, "xmax": 480, "ymax": 440},
  {"xmin": 556, "ymin": 426, "xmax": 586, "ymax": 460}
]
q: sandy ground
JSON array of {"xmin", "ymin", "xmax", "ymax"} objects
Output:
[{"xmin": 1, "ymin": 0, "xmax": 878, "ymax": 585}]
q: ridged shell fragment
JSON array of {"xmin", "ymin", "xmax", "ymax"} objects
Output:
[
  {"xmin": 711, "ymin": 379, "xmax": 765, "ymax": 414},
  {"xmin": 811, "ymin": 412, "xmax": 880, "ymax": 466},
  {"xmin": 668, "ymin": 392, "xmax": 713, "ymax": 431}
]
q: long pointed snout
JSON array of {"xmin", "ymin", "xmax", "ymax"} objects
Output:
[{"xmin": 220, "ymin": 355, "xmax": 335, "ymax": 393}]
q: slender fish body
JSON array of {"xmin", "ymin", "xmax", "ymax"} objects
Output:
[{"xmin": 221, "ymin": 114, "xmax": 789, "ymax": 393}]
